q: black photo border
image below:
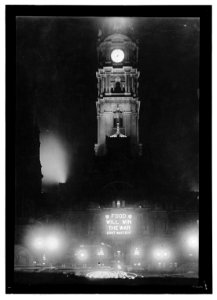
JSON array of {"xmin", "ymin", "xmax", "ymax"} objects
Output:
[{"xmin": 6, "ymin": 5, "xmax": 212, "ymax": 294}]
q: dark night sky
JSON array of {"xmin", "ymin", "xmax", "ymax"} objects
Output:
[{"xmin": 16, "ymin": 17, "xmax": 199, "ymax": 193}]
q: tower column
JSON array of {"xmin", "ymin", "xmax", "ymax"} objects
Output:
[{"xmin": 95, "ymin": 30, "xmax": 142, "ymax": 156}]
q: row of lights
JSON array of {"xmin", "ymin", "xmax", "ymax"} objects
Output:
[
  {"xmin": 25, "ymin": 226, "xmax": 198, "ymax": 266},
  {"xmin": 75, "ymin": 231, "xmax": 198, "ymax": 264}
]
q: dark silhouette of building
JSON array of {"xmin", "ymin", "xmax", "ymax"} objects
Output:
[{"xmin": 15, "ymin": 64, "xmax": 42, "ymax": 224}]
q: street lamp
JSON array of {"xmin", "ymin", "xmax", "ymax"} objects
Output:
[
  {"xmin": 134, "ymin": 247, "xmax": 140, "ymax": 256},
  {"xmin": 183, "ymin": 230, "xmax": 199, "ymax": 257},
  {"xmin": 151, "ymin": 244, "xmax": 173, "ymax": 266},
  {"xmin": 186, "ymin": 234, "xmax": 198, "ymax": 251},
  {"xmin": 26, "ymin": 225, "xmax": 67, "ymax": 266},
  {"xmin": 75, "ymin": 248, "xmax": 89, "ymax": 262},
  {"xmin": 97, "ymin": 248, "xmax": 104, "ymax": 256}
]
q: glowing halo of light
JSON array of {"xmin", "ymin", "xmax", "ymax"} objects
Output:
[
  {"xmin": 31, "ymin": 237, "xmax": 44, "ymax": 251},
  {"xmin": 45, "ymin": 236, "xmax": 60, "ymax": 251},
  {"xmin": 186, "ymin": 235, "xmax": 199, "ymax": 250},
  {"xmin": 25, "ymin": 225, "xmax": 68, "ymax": 259}
]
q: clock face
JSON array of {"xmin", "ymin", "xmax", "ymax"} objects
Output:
[{"xmin": 111, "ymin": 49, "xmax": 125, "ymax": 63}]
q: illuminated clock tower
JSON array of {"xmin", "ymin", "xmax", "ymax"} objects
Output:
[{"xmin": 94, "ymin": 27, "xmax": 142, "ymax": 157}]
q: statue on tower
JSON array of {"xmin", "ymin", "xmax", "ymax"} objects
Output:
[{"xmin": 110, "ymin": 105, "xmax": 127, "ymax": 138}]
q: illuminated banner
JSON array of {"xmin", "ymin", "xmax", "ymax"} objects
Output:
[{"xmin": 104, "ymin": 212, "xmax": 134, "ymax": 236}]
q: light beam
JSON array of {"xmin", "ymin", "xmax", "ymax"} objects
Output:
[{"xmin": 40, "ymin": 131, "xmax": 71, "ymax": 186}]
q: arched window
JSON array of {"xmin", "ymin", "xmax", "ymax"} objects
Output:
[{"xmin": 114, "ymin": 81, "xmax": 122, "ymax": 93}]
